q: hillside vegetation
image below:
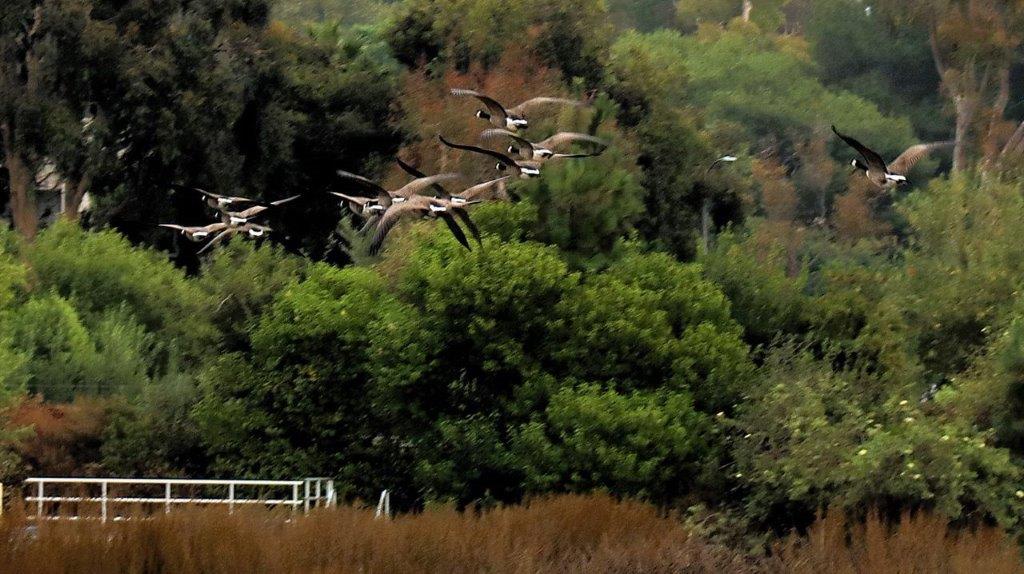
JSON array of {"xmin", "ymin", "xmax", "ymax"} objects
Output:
[{"xmin": 1, "ymin": 0, "xmax": 1024, "ymax": 561}]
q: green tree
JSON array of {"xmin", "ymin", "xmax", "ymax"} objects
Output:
[{"xmin": 512, "ymin": 384, "xmax": 710, "ymax": 502}]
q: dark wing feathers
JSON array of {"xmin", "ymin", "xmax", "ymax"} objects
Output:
[
  {"xmin": 832, "ymin": 125, "xmax": 888, "ymax": 173},
  {"xmin": 336, "ymin": 169, "xmax": 387, "ymax": 195},
  {"xmin": 439, "ymin": 136, "xmax": 518, "ymax": 168},
  {"xmin": 439, "ymin": 212, "xmax": 472, "ymax": 251},
  {"xmin": 451, "ymin": 89, "xmax": 508, "ymax": 122},
  {"xmin": 397, "ymin": 158, "xmax": 452, "ymax": 198},
  {"xmin": 453, "ymin": 208, "xmax": 482, "ymax": 246}
]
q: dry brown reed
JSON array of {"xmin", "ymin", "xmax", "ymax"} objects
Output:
[
  {"xmin": 771, "ymin": 509, "xmax": 1024, "ymax": 574},
  {"xmin": 0, "ymin": 494, "xmax": 1020, "ymax": 574}
]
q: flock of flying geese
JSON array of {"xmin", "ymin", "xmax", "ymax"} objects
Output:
[
  {"xmin": 162, "ymin": 89, "xmax": 607, "ymax": 255},
  {"xmin": 160, "ymin": 88, "xmax": 954, "ymax": 257}
]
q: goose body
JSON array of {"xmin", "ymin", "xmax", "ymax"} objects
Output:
[
  {"xmin": 369, "ymin": 195, "xmax": 473, "ymax": 255},
  {"xmin": 336, "ymin": 169, "xmax": 463, "ymax": 203},
  {"xmin": 451, "ymin": 89, "xmax": 581, "ymax": 132},
  {"xmin": 480, "ymin": 129, "xmax": 607, "ymax": 161},
  {"xmin": 439, "ymin": 136, "xmax": 542, "ymax": 179},
  {"xmin": 219, "ymin": 195, "xmax": 300, "ymax": 225},
  {"xmin": 174, "ymin": 185, "xmax": 265, "ymax": 211},
  {"xmin": 832, "ymin": 126, "xmax": 953, "ymax": 189},
  {"xmin": 159, "ymin": 222, "xmax": 229, "ymax": 242},
  {"xmin": 394, "ymin": 159, "xmax": 491, "ymax": 246},
  {"xmin": 198, "ymin": 223, "xmax": 272, "ymax": 255}
]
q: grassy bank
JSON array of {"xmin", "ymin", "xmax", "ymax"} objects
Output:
[{"xmin": 0, "ymin": 494, "xmax": 1020, "ymax": 573}]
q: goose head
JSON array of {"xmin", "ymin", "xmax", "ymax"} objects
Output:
[
  {"xmin": 534, "ymin": 148, "xmax": 554, "ymax": 159},
  {"xmin": 508, "ymin": 117, "xmax": 528, "ymax": 130},
  {"xmin": 850, "ymin": 159, "xmax": 868, "ymax": 174},
  {"xmin": 476, "ymin": 110, "xmax": 491, "ymax": 120}
]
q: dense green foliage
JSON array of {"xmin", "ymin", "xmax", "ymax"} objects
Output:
[{"xmin": 4, "ymin": 0, "xmax": 1024, "ymax": 556}]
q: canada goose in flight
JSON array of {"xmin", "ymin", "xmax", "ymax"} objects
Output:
[
  {"xmin": 369, "ymin": 195, "xmax": 476, "ymax": 255},
  {"xmin": 707, "ymin": 155, "xmax": 738, "ymax": 173},
  {"xmin": 479, "ymin": 129, "xmax": 607, "ymax": 161},
  {"xmin": 394, "ymin": 159, "xmax": 492, "ymax": 246},
  {"xmin": 198, "ymin": 223, "xmax": 272, "ymax": 255},
  {"xmin": 439, "ymin": 136, "xmax": 542, "ymax": 179},
  {"xmin": 159, "ymin": 222, "xmax": 229, "ymax": 242},
  {"xmin": 220, "ymin": 195, "xmax": 301, "ymax": 225},
  {"xmin": 332, "ymin": 191, "xmax": 392, "ymax": 234},
  {"xmin": 332, "ymin": 192, "xmax": 388, "ymax": 218},
  {"xmin": 336, "ymin": 170, "xmax": 463, "ymax": 203},
  {"xmin": 451, "ymin": 89, "xmax": 581, "ymax": 131},
  {"xmin": 172, "ymin": 185, "xmax": 268, "ymax": 211},
  {"xmin": 832, "ymin": 126, "xmax": 953, "ymax": 189}
]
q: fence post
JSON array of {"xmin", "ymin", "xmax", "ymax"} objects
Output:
[
  {"xmin": 229, "ymin": 483, "xmax": 235, "ymax": 514},
  {"xmin": 165, "ymin": 482, "xmax": 171, "ymax": 514},
  {"xmin": 375, "ymin": 489, "xmax": 390, "ymax": 519},
  {"xmin": 37, "ymin": 481, "xmax": 43, "ymax": 520},
  {"xmin": 303, "ymin": 480, "xmax": 310, "ymax": 514},
  {"xmin": 0, "ymin": 483, "xmax": 4, "ymax": 517},
  {"xmin": 292, "ymin": 483, "xmax": 299, "ymax": 517},
  {"xmin": 315, "ymin": 480, "xmax": 321, "ymax": 508},
  {"xmin": 101, "ymin": 481, "xmax": 108, "ymax": 523}
]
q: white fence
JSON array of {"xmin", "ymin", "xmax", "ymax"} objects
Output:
[{"xmin": 25, "ymin": 477, "xmax": 336, "ymax": 522}]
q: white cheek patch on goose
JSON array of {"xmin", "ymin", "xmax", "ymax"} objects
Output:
[
  {"xmin": 429, "ymin": 204, "xmax": 447, "ymax": 213},
  {"xmin": 885, "ymin": 174, "xmax": 908, "ymax": 183}
]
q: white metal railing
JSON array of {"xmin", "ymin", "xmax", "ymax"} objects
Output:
[{"xmin": 24, "ymin": 477, "xmax": 336, "ymax": 522}]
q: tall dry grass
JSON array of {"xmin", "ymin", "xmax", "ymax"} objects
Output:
[
  {"xmin": 772, "ymin": 509, "xmax": 1024, "ymax": 574},
  {"xmin": 0, "ymin": 494, "xmax": 1020, "ymax": 573}
]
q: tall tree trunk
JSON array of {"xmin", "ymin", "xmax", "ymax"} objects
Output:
[
  {"xmin": 742, "ymin": 0, "xmax": 753, "ymax": 22},
  {"xmin": 700, "ymin": 195, "xmax": 711, "ymax": 253},
  {"xmin": 953, "ymin": 94, "xmax": 977, "ymax": 173},
  {"xmin": 2, "ymin": 122, "xmax": 38, "ymax": 239},
  {"xmin": 62, "ymin": 174, "xmax": 91, "ymax": 221}
]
